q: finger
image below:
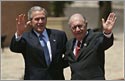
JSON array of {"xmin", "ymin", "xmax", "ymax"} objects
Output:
[
  {"xmin": 16, "ymin": 18, "xmax": 18, "ymax": 23},
  {"xmin": 112, "ymin": 17, "xmax": 117, "ymax": 25},
  {"xmin": 18, "ymin": 14, "xmax": 22, "ymax": 22},
  {"xmin": 110, "ymin": 13, "xmax": 115, "ymax": 21},
  {"xmin": 114, "ymin": 17, "xmax": 117, "ymax": 22},
  {"xmin": 25, "ymin": 21, "xmax": 31, "ymax": 28},
  {"xmin": 107, "ymin": 12, "xmax": 114, "ymax": 20},
  {"xmin": 112, "ymin": 14, "xmax": 116, "ymax": 22},
  {"xmin": 16, "ymin": 18, "xmax": 20, "ymax": 24},
  {"xmin": 20, "ymin": 14, "xmax": 24, "ymax": 21},
  {"xmin": 26, "ymin": 21, "xmax": 31, "ymax": 25},
  {"xmin": 22, "ymin": 14, "xmax": 25, "ymax": 21},
  {"xmin": 16, "ymin": 18, "xmax": 19, "ymax": 30},
  {"xmin": 16, "ymin": 15, "xmax": 20, "ymax": 24},
  {"xmin": 110, "ymin": 12, "xmax": 116, "ymax": 21},
  {"xmin": 102, "ymin": 18, "xmax": 105, "ymax": 25}
]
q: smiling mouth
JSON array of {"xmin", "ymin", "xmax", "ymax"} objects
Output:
[
  {"xmin": 37, "ymin": 24, "xmax": 44, "ymax": 27},
  {"xmin": 76, "ymin": 32, "xmax": 82, "ymax": 34}
]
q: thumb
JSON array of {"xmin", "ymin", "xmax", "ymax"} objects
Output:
[
  {"xmin": 25, "ymin": 21, "xmax": 31, "ymax": 28},
  {"xmin": 26, "ymin": 21, "xmax": 31, "ymax": 25},
  {"xmin": 102, "ymin": 18, "xmax": 105, "ymax": 25}
]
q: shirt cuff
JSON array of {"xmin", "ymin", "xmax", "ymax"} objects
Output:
[
  {"xmin": 15, "ymin": 32, "xmax": 22, "ymax": 41},
  {"xmin": 103, "ymin": 32, "xmax": 112, "ymax": 38}
]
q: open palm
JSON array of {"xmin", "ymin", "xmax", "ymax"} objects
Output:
[
  {"xmin": 102, "ymin": 12, "xmax": 116, "ymax": 33},
  {"xmin": 16, "ymin": 14, "xmax": 32, "ymax": 36}
]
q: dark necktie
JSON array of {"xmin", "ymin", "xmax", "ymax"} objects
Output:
[
  {"xmin": 39, "ymin": 34, "xmax": 50, "ymax": 66},
  {"xmin": 75, "ymin": 41, "xmax": 81, "ymax": 59}
]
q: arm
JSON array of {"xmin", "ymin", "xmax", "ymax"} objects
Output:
[
  {"xmin": 10, "ymin": 35, "xmax": 26, "ymax": 53},
  {"xmin": 61, "ymin": 32, "xmax": 69, "ymax": 68},
  {"xmin": 10, "ymin": 14, "xmax": 28, "ymax": 53},
  {"xmin": 101, "ymin": 12, "xmax": 116, "ymax": 50},
  {"xmin": 102, "ymin": 33, "xmax": 114, "ymax": 50}
]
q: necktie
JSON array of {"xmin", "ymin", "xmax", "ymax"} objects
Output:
[
  {"xmin": 39, "ymin": 34, "xmax": 50, "ymax": 66},
  {"xmin": 75, "ymin": 41, "xmax": 81, "ymax": 59}
]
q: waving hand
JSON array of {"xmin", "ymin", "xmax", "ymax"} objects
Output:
[
  {"xmin": 102, "ymin": 12, "xmax": 116, "ymax": 34},
  {"xmin": 16, "ymin": 14, "xmax": 31, "ymax": 36}
]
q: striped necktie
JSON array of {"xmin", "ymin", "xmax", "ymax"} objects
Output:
[{"xmin": 75, "ymin": 41, "xmax": 81, "ymax": 59}]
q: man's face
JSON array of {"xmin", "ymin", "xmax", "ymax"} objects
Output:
[
  {"xmin": 70, "ymin": 18, "xmax": 87, "ymax": 41},
  {"xmin": 31, "ymin": 11, "xmax": 47, "ymax": 33}
]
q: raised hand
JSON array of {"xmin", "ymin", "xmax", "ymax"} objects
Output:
[
  {"xmin": 102, "ymin": 12, "xmax": 116, "ymax": 34},
  {"xmin": 16, "ymin": 14, "xmax": 30, "ymax": 36}
]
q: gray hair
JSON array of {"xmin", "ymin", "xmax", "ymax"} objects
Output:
[
  {"xmin": 68, "ymin": 13, "xmax": 87, "ymax": 25},
  {"xmin": 28, "ymin": 6, "xmax": 48, "ymax": 20}
]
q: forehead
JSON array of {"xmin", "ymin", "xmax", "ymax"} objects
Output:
[
  {"xmin": 69, "ymin": 14, "xmax": 86, "ymax": 23},
  {"xmin": 32, "ymin": 11, "xmax": 46, "ymax": 18},
  {"xmin": 70, "ymin": 17, "xmax": 85, "ymax": 25}
]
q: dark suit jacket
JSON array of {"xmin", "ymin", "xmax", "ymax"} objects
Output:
[
  {"xmin": 10, "ymin": 28, "xmax": 68, "ymax": 80},
  {"xmin": 64, "ymin": 29, "xmax": 114, "ymax": 80}
]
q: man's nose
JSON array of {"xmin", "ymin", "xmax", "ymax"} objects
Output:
[
  {"xmin": 76, "ymin": 26, "xmax": 80, "ymax": 31},
  {"xmin": 39, "ymin": 19, "xmax": 43, "ymax": 23}
]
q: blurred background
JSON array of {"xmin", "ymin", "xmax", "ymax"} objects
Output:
[{"xmin": 1, "ymin": 1, "xmax": 124, "ymax": 80}]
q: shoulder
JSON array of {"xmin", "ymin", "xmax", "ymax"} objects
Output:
[
  {"xmin": 22, "ymin": 29, "xmax": 37, "ymax": 38},
  {"xmin": 88, "ymin": 29, "xmax": 103, "ymax": 37},
  {"xmin": 22, "ymin": 31, "xmax": 30, "ymax": 37},
  {"xmin": 86, "ymin": 29, "xmax": 104, "ymax": 42},
  {"xmin": 47, "ymin": 28, "xmax": 65, "ymax": 33}
]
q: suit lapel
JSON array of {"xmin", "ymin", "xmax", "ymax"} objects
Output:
[
  {"xmin": 77, "ymin": 29, "xmax": 95, "ymax": 60},
  {"xmin": 29, "ymin": 30, "xmax": 45, "ymax": 57},
  {"xmin": 68, "ymin": 35, "xmax": 89, "ymax": 61},
  {"xmin": 30, "ymin": 30, "xmax": 41, "ymax": 48},
  {"xmin": 76, "ymin": 33, "xmax": 89, "ymax": 60},
  {"xmin": 46, "ymin": 29, "xmax": 57, "ymax": 61}
]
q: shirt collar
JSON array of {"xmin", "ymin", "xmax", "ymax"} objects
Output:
[{"xmin": 33, "ymin": 29, "xmax": 48, "ymax": 38}]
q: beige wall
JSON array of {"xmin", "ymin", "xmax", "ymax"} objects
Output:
[{"xmin": 46, "ymin": 17, "xmax": 73, "ymax": 40}]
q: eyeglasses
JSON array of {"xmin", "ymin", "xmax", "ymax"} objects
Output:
[{"xmin": 71, "ymin": 24, "xmax": 85, "ymax": 31}]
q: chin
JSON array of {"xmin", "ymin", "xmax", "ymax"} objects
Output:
[{"xmin": 36, "ymin": 29, "xmax": 43, "ymax": 33}]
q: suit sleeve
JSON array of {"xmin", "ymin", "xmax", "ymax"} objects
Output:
[
  {"xmin": 61, "ymin": 32, "xmax": 69, "ymax": 68},
  {"xmin": 101, "ymin": 33, "xmax": 114, "ymax": 50},
  {"xmin": 10, "ymin": 35, "xmax": 26, "ymax": 53}
]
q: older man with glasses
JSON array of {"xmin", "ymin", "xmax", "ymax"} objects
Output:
[{"xmin": 64, "ymin": 13, "xmax": 116, "ymax": 80}]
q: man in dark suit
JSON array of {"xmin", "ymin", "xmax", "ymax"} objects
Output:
[
  {"xmin": 64, "ymin": 13, "xmax": 116, "ymax": 80},
  {"xmin": 10, "ymin": 6, "xmax": 68, "ymax": 80}
]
